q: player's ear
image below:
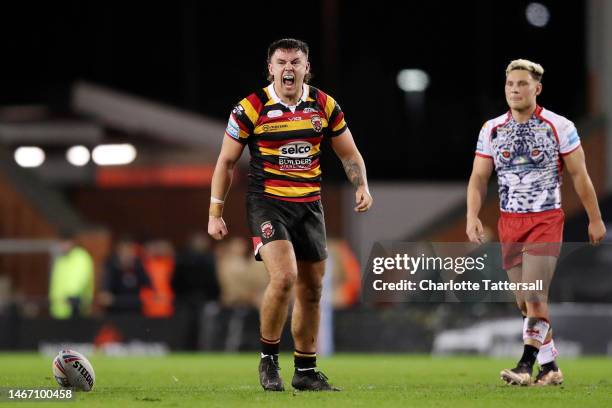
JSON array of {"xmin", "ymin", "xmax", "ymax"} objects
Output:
[
  {"xmin": 535, "ymin": 82, "xmax": 542, "ymax": 96},
  {"xmin": 268, "ymin": 62, "xmax": 274, "ymax": 78},
  {"xmin": 306, "ymin": 61, "xmax": 310, "ymax": 74}
]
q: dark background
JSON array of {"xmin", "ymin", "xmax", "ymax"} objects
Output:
[{"xmin": 0, "ymin": 1, "xmax": 586, "ymax": 180}]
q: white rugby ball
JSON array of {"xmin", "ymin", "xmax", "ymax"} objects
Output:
[{"xmin": 52, "ymin": 349, "xmax": 95, "ymax": 391}]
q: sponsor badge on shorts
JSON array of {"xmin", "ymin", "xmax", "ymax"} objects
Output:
[{"xmin": 261, "ymin": 221, "xmax": 275, "ymax": 239}]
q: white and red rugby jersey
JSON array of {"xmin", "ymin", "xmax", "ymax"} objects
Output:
[{"xmin": 476, "ymin": 105, "xmax": 581, "ymax": 213}]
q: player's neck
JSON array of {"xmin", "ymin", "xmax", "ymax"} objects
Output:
[
  {"xmin": 273, "ymin": 82, "xmax": 303, "ymax": 106},
  {"xmin": 511, "ymin": 104, "xmax": 537, "ymax": 124}
]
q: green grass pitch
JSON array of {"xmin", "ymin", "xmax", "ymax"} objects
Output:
[{"xmin": 1, "ymin": 353, "xmax": 611, "ymax": 407}]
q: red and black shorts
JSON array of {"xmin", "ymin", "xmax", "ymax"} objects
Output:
[
  {"xmin": 246, "ymin": 193, "xmax": 327, "ymax": 262},
  {"xmin": 498, "ymin": 208, "xmax": 564, "ymax": 270}
]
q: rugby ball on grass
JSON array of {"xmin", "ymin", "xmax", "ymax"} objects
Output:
[{"xmin": 52, "ymin": 349, "xmax": 95, "ymax": 391}]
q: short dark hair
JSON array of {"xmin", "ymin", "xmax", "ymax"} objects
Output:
[
  {"xmin": 267, "ymin": 38, "xmax": 309, "ymax": 63},
  {"xmin": 266, "ymin": 38, "xmax": 312, "ymax": 83}
]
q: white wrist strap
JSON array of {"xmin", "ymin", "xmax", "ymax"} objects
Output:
[{"xmin": 211, "ymin": 197, "xmax": 225, "ymax": 204}]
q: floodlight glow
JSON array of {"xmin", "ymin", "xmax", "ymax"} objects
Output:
[
  {"xmin": 66, "ymin": 145, "xmax": 91, "ymax": 167},
  {"xmin": 92, "ymin": 144, "xmax": 137, "ymax": 166},
  {"xmin": 526, "ymin": 3, "xmax": 550, "ymax": 27},
  {"xmin": 397, "ymin": 69, "xmax": 430, "ymax": 92},
  {"xmin": 14, "ymin": 146, "xmax": 45, "ymax": 168}
]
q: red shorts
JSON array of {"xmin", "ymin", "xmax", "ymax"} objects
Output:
[{"xmin": 498, "ymin": 208, "xmax": 564, "ymax": 270}]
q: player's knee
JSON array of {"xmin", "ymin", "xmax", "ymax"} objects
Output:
[
  {"xmin": 300, "ymin": 282, "xmax": 322, "ymax": 304},
  {"xmin": 525, "ymin": 292, "xmax": 547, "ymax": 304},
  {"xmin": 270, "ymin": 271, "xmax": 297, "ymax": 294},
  {"xmin": 525, "ymin": 299, "xmax": 547, "ymax": 315}
]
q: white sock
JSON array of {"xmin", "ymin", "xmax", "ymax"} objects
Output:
[
  {"xmin": 523, "ymin": 317, "xmax": 550, "ymax": 344},
  {"xmin": 537, "ymin": 339, "xmax": 559, "ymax": 366}
]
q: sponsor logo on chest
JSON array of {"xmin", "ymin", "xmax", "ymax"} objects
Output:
[
  {"xmin": 262, "ymin": 123, "xmax": 289, "ymax": 132},
  {"xmin": 267, "ymin": 110, "xmax": 283, "ymax": 118},
  {"xmin": 278, "ymin": 141, "xmax": 314, "ymax": 171}
]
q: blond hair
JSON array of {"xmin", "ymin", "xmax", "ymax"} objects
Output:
[{"xmin": 505, "ymin": 59, "xmax": 544, "ymax": 81}]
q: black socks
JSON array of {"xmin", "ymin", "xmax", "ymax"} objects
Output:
[
  {"xmin": 519, "ymin": 344, "xmax": 539, "ymax": 368},
  {"xmin": 294, "ymin": 350, "xmax": 316, "ymax": 371},
  {"xmin": 261, "ymin": 337, "xmax": 280, "ymax": 357}
]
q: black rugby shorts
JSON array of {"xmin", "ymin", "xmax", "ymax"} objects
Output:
[{"xmin": 246, "ymin": 193, "xmax": 327, "ymax": 262}]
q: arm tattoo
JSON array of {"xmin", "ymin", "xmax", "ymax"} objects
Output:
[{"xmin": 342, "ymin": 158, "xmax": 364, "ymax": 188}]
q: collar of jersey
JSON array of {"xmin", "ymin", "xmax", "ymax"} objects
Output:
[
  {"xmin": 506, "ymin": 104, "xmax": 544, "ymax": 123},
  {"xmin": 267, "ymin": 83, "xmax": 309, "ymax": 112}
]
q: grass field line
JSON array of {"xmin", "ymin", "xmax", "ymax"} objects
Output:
[{"xmin": 0, "ymin": 354, "xmax": 610, "ymax": 407}]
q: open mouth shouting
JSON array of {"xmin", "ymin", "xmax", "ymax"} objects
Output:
[{"xmin": 282, "ymin": 72, "xmax": 296, "ymax": 89}]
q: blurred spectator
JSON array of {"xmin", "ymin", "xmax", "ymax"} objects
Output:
[
  {"xmin": 99, "ymin": 237, "xmax": 150, "ymax": 314},
  {"xmin": 208, "ymin": 237, "xmax": 268, "ymax": 351},
  {"xmin": 49, "ymin": 232, "xmax": 94, "ymax": 319},
  {"xmin": 173, "ymin": 232, "xmax": 220, "ymax": 312},
  {"xmin": 140, "ymin": 239, "xmax": 175, "ymax": 318},
  {"xmin": 0, "ymin": 275, "xmax": 10, "ymax": 313},
  {"xmin": 327, "ymin": 239, "xmax": 361, "ymax": 308},
  {"xmin": 216, "ymin": 237, "xmax": 268, "ymax": 308}
]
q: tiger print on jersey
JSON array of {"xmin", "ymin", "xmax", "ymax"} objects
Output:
[{"xmin": 492, "ymin": 119, "xmax": 560, "ymax": 212}]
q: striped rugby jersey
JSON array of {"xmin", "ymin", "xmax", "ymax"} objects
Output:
[{"xmin": 225, "ymin": 83, "xmax": 347, "ymax": 202}]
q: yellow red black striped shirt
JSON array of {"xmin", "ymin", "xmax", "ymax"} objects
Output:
[{"xmin": 225, "ymin": 83, "xmax": 347, "ymax": 202}]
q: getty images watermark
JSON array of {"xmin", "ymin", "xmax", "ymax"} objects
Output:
[{"xmin": 362, "ymin": 242, "xmax": 610, "ymax": 303}]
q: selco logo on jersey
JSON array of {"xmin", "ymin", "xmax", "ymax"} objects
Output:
[
  {"xmin": 279, "ymin": 141, "xmax": 312, "ymax": 158},
  {"xmin": 278, "ymin": 141, "xmax": 314, "ymax": 171}
]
